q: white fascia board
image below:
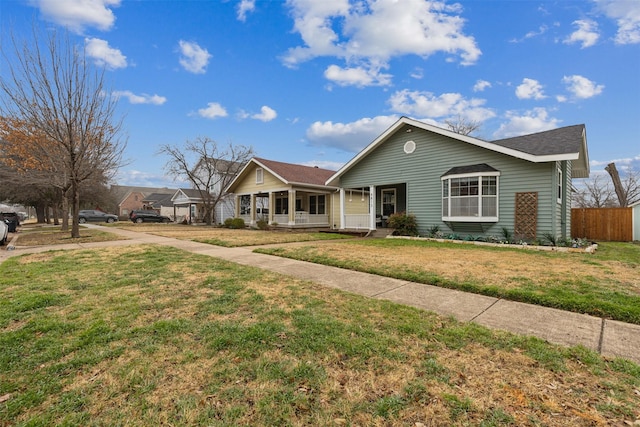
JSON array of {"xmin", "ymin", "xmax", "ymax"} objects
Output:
[
  {"xmin": 325, "ymin": 117, "xmax": 412, "ymax": 186},
  {"xmin": 224, "ymin": 158, "xmax": 257, "ymax": 193},
  {"xmin": 325, "ymin": 116, "xmax": 582, "ymax": 186},
  {"xmin": 288, "ymin": 182, "xmax": 339, "ymax": 191},
  {"xmin": 252, "ymin": 158, "xmax": 288, "ymax": 185}
]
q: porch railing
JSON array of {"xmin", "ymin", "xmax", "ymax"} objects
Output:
[{"xmin": 344, "ymin": 214, "xmax": 371, "ymax": 230}]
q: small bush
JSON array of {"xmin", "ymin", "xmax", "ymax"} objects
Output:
[
  {"xmin": 387, "ymin": 212, "xmax": 418, "ymax": 236},
  {"xmin": 224, "ymin": 217, "xmax": 246, "ymax": 229},
  {"xmin": 256, "ymin": 219, "xmax": 269, "ymax": 230}
]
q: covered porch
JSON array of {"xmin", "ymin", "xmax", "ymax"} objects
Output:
[
  {"xmin": 339, "ymin": 183, "xmax": 407, "ymax": 231},
  {"xmin": 235, "ymin": 188, "xmax": 332, "ymax": 228}
]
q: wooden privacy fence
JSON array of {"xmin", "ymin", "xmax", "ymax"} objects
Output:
[{"xmin": 571, "ymin": 207, "xmax": 632, "ymax": 241}]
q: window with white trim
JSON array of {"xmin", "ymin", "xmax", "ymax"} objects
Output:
[
  {"xmin": 442, "ymin": 168, "xmax": 499, "ymax": 222},
  {"xmin": 256, "ymin": 168, "xmax": 263, "ymax": 184},
  {"xmin": 557, "ymin": 166, "xmax": 563, "ymax": 204}
]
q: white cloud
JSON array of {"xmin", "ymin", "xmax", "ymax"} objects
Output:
[
  {"xmin": 324, "ymin": 64, "xmax": 392, "ymax": 87},
  {"xmin": 306, "ymin": 115, "xmax": 399, "ymax": 152},
  {"xmin": 388, "ymin": 89, "xmax": 496, "ymax": 123},
  {"xmin": 493, "ymin": 108, "xmax": 561, "ymax": 139},
  {"xmin": 473, "ymin": 80, "xmax": 491, "ymax": 92},
  {"xmin": 562, "ymin": 75, "xmax": 604, "ymax": 99},
  {"xmin": 251, "ymin": 105, "xmax": 277, "ymax": 122},
  {"xmin": 197, "ymin": 102, "xmax": 228, "ymax": 119},
  {"xmin": 515, "ymin": 78, "xmax": 546, "ymax": 100},
  {"xmin": 283, "ymin": 0, "xmax": 480, "ymax": 87},
  {"xmin": 31, "ymin": 0, "xmax": 120, "ymax": 33},
  {"xmin": 85, "ymin": 37, "xmax": 126, "ymax": 69},
  {"xmin": 510, "ymin": 24, "xmax": 549, "ymax": 43},
  {"xmin": 178, "ymin": 40, "xmax": 212, "ymax": 74},
  {"xmin": 112, "ymin": 90, "xmax": 166, "ymax": 105},
  {"xmin": 237, "ymin": 0, "xmax": 255, "ymax": 21},
  {"xmin": 595, "ymin": 0, "xmax": 640, "ymax": 44},
  {"xmin": 564, "ymin": 19, "xmax": 600, "ymax": 48}
]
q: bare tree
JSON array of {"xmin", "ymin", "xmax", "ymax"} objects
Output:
[
  {"xmin": 0, "ymin": 28, "xmax": 126, "ymax": 237},
  {"xmin": 444, "ymin": 114, "xmax": 481, "ymax": 136},
  {"xmin": 159, "ymin": 137, "xmax": 253, "ymax": 225},
  {"xmin": 575, "ymin": 166, "xmax": 640, "ymax": 208},
  {"xmin": 604, "ymin": 162, "xmax": 640, "ymax": 207},
  {"xmin": 572, "ymin": 174, "xmax": 617, "ymax": 208}
]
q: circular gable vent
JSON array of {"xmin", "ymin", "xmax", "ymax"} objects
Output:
[{"xmin": 404, "ymin": 140, "xmax": 416, "ymax": 154}]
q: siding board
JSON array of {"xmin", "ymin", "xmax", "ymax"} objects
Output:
[{"xmin": 341, "ymin": 127, "xmax": 559, "ymax": 238}]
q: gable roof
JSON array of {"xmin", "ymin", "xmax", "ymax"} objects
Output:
[
  {"xmin": 143, "ymin": 192, "xmax": 174, "ymax": 207},
  {"xmin": 171, "ymin": 188, "xmax": 205, "ymax": 203},
  {"xmin": 110, "ymin": 185, "xmax": 177, "ymax": 205},
  {"xmin": 227, "ymin": 157, "xmax": 338, "ymax": 192},
  {"xmin": 326, "ymin": 117, "xmax": 590, "ymax": 185}
]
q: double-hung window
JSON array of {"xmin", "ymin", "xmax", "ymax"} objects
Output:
[
  {"xmin": 309, "ymin": 195, "xmax": 326, "ymax": 215},
  {"xmin": 442, "ymin": 164, "xmax": 499, "ymax": 222}
]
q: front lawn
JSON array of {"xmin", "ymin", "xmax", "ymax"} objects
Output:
[
  {"xmin": 256, "ymin": 239, "xmax": 640, "ymax": 324},
  {"xmin": 112, "ymin": 223, "xmax": 353, "ymax": 247},
  {"xmin": 0, "ymin": 245, "xmax": 638, "ymax": 425}
]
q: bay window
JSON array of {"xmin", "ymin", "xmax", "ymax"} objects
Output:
[{"xmin": 442, "ymin": 165, "xmax": 499, "ymax": 222}]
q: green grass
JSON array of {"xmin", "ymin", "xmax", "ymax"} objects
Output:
[
  {"xmin": 193, "ymin": 231, "xmax": 352, "ymax": 247},
  {"xmin": 256, "ymin": 239, "xmax": 640, "ymax": 324},
  {"xmin": 0, "ymin": 245, "xmax": 638, "ymax": 425}
]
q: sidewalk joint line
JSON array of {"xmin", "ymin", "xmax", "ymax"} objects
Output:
[
  {"xmin": 469, "ymin": 298, "xmax": 501, "ymax": 322},
  {"xmin": 598, "ymin": 318, "xmax": 605, "ymax": 354},
  {"xmin": 370, "ymin": 281, "xmax": 410, "ymax": 298}
]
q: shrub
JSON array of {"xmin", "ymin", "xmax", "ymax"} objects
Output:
[
  {"xmin": 387, "ymin": 212, "xmax": 418, "ymax": 236},
  {"xmin": 224, "ymin": 217, "xmax": 245, "ymax": 229},
  {"xmin": 256, "ymin": 219, "xmax": 269, "ymax": 230}
]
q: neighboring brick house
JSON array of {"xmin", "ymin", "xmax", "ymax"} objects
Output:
[{"xmin": 109, "ymin": 185, "xmax": 177, "ymax": 219}]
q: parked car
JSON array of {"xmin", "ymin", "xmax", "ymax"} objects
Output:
[
  {"xmin": 1, "ymin": 212, "xmax": 20, "ymax": 233},
  {"xmin": 0, "ymin": 220, "xmax": 7, "ymax": 246},
  {"xmin": 78, "ymin": 210, "xmax": 118, "ymax": 224},
  {"xmin": 129, "ymin": 210, "xmax": 171, "ymax": 223}
]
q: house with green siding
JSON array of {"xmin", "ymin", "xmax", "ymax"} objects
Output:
[{"xmin": 326, "ymin": 117, "xmax": 590, "ymax": 241}]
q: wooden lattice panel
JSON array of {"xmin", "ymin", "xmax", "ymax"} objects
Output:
[{"xmin": 514, "ymin": 192, "xmax": 538, "ymax": 239}]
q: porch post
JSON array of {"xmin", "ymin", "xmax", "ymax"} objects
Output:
[
  {"xmin": 234, "ymin": 195, "xmax": 240, "ymax": 218},
  {"xmin": 369, "ymin": 185, "xmax": 376, "ymax": 230},
  {"xmin": 339, "ymin": 188, "xmax": 345, "ymax": 230},
  {"xmin": 288, "ymin": 189, "xmax": 296, "ymax": 225},
  {"xmin": 268, "ymin": 192, "xmax": 274, "ymax": 225},
  {"xmin": 250, "ymin": 193, "xmax": 256, "ymax": 226}
]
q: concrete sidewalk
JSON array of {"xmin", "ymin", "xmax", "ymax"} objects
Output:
[{"xmin": 2, "ymin": 224, "xmax": 638, "ymax": 364}]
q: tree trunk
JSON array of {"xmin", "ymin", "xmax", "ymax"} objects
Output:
[
  {"xmin": 35, "ymin": 202, "xmax": 46, "ymax": 223},
  {"xmin": 605, "ymin": 162, "xmax": 627, "ymax": 207},
  {"xmin": 71, "ymin": 181, "xmax": 80, "ymax": 238}
]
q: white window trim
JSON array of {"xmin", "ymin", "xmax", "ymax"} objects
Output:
[
  {"xmin": 256, "ymin": 168, "xmax": 264, "ymax": 184},
  {"xmin": 441, "ymin": 172, "xmax": 500, "ymax": 222},
  {"xmin": 557, "ymin": 166, "xmax": 563, "ymax": 204}
]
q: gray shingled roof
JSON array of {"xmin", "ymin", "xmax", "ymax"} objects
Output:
[
  {"xmin": 442, "ymin": 164, "xmax": 499, "ymax": 177},
  {"xmin": 490, "ymin": 124, "xmax": 585, "ymax": 156}
]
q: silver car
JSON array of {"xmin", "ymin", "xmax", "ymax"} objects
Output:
[{"xmin": 0, "ymin": 220, "xmax": 7, "ymax": 246}]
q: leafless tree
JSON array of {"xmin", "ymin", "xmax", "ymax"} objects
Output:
[
  {"xmin": 444, "ymin": 115, "xmax": 482, "ymax": 136},
  {"xmin": 605, "ymin": 162, "xmax": 639, "ymax": 207},
  {"xmin": 573, "ymin": 166, "xmax": 639, "ymax": 208},
  {"xmin": 0, "ymin": 28, "xmax": 126, "ymax": 237},
  {"xmin": 572, "ymin": 174, "xmax": 617, "ymax": 208},
  {"xmin": 159, "ymin": 137, "xmax": 253, "ymax": 225}
]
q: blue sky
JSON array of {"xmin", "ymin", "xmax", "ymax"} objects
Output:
[{"xmin": 2, "ymin": 0, "xmax": 639, "ymax": 188}]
